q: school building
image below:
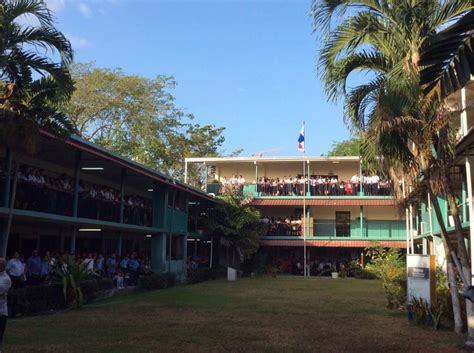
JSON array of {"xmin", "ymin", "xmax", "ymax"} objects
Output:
[
  {"xmin": 185, "ymin": 156, "xmax": 407, "ymax": 264},
  {"xmin": 412, "ymin": 80, "xmax": 474, "ymax": 268},
  {"xmin": 0, "ymin": 131, "xmax": 217, "ymax": 279}
]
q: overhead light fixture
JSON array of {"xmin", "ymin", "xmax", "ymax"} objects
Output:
[
  {"xmin": 81, "ymin": 167, "xmax": 104, "ymax": 171},
  {"xmin": 147, "ymin": 188, "xmax": 154, "ymax": 192},
  {"xmin": 146, "ymin": 234, "xmax": 152, "ymax": 238},
  {"xmin": 78, "ymin": 228, "xmax": 102, "ymax": 232}
]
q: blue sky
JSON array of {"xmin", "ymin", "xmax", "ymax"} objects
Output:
[{"xmin": 44, "ymin": 0, "xmax": 350, "ymax": 157}]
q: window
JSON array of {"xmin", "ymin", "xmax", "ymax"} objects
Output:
[{"xmin": 335, "ymin": 211, "xmax": 351, "ymax": 237}]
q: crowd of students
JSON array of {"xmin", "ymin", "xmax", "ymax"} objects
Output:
[
  {"xmin": 273, "ymin": 257, "xmax": 355, "ymax": 276},
  {"xmin": 256, "ymin": 174, "xmax": 392, "ymax": 196},
  {"xmin": 5, "ymin": 250, "xmax": 153, "ymax": 289},
  {"xmin": 220, "ymin": 175, "xmax": 246, "ymax": 195},
  {"xmin": 0, "ymin": 164, "xmax": 152, "ymax": 226},
  {"xmin": 261, "ymin": 216, "xmax": 303, "ymax": 236}
]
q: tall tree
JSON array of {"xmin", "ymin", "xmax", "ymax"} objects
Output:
[
  {"xmin": 0, "ymin": 0, "xmax": 75, "ymax": 256},
  {"xmin": 62, "ymin": 63, "xmax": 226, "ymax": 179},
  {"xmin": 326, "ymin": 136, "xmax": 361, "ymax": 156},
  {"xmin": 312, "ymin": 0, "xmax": 474, "ymax": 334}
]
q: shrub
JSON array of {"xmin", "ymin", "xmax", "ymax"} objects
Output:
[
  {"xmin": 187, "ymin": 267, "xmax": 226, "ymax": 284},
  {"xmin": 353, "ymin": 267, "xmax": 377, "ymax": 280},
  {"xmin": 8, "ymin": 278, "xmax": 117, "ymax": 317},
  {"xmin": 364, "ymin": 245, "xmax": 407, "ymax": 309},
  {"xmin": 81, "ymin": 279, "xmax": 114, "ymax": 304},
  {"xmin": 137, "ymin": 273, "xmax": 177, "ymax": 291},
  {"xmin": 8, "ymin": 283, "xmax": 66, "ymax": 317},
  {"xmin": 187, "ymin": 268, "xmax": 211, "ymax": 284}
]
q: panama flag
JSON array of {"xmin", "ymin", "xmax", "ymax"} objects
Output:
[{"xmin": 297, "ymin": 125, "xmax": 305, "ymax": 152}]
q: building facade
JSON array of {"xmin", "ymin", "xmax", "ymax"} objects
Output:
[
  {"xmin": 186, "ymin": 156, "xmax": 406, "ymax": 268},
  {"xmin": 0, "ymin": 131, "xmax": 216, "ymax": 279}
]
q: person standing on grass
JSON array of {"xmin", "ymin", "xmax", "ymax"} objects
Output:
[
  {"xmin": 26, "ymin": 250, "xmax": 41, "ymax": 285},
  {"xmin": 6, "ymin": 252, "xmax": 24, "ymax": 289},
  {"xmin": 0, "ymin": 258, "xmax": 12, "ymax": 351}
]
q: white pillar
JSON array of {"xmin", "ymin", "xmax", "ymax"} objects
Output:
[
  {"xmin": 402, "ymin": 178, "xmax": 410, "ymax": 254},
  {"xmin": 184, "ymin": 159, "xmax": 188, "ymax": 184},
  {"xmin": 462, "ymin": 88, "xmax": 468, "ymax": 136}
]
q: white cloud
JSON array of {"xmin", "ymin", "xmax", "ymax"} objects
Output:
[
  {"xmin": 65, "ymin": 33, "xmax": 90, "ymax": 49},
  {"xmin": 45, "ymin": 0, "xmax": 66, "ymax": 13},
  {"xmin": 78, "ymin": 3, "xmax": 92, "ymax": 18}
]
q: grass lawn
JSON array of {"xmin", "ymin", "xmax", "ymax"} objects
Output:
[{"xmin": 5, "ymin": 277, "xmax": 466, "ymax": 353}]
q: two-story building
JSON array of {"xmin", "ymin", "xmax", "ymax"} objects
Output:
[
  {"xmin": 412, "ymin": 80, "xmax": 474, "ymax": 268},
  {"xmin": 185, "ymin": 156, "xmax": 406, "ymax": 268},
  {"xmin": 0, "ymin": 131, "xmax": 217, "ymax": 279}
]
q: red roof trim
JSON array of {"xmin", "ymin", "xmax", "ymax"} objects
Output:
[
  {"xmin": 259, "ymin": 240, "xmax": 406, "ymax": 248},
  {"xmin": 250, "ymin": 199, "xmax": 399, "ymax": 206}
]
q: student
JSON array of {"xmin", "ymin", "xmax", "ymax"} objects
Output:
[
  {"xmin": 26, "ymin": 250, "xmax": 41, "ymax": 285},
  {"xmin": 106, "ymin": 254, "xmax": 117, "ymax": 279},
  {"xmin": 6, "ymin": 252, "xmax": 24, "ymax": 289}
]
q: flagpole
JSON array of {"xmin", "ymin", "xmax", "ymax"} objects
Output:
[{"xmin": 302, "ymin": 121, "xmax": 307, "ymax": 278}]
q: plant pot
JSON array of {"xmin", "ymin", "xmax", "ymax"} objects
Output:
[{"xmin": 331, "ymin": 272, "xmax": 339, "ymax": 279}]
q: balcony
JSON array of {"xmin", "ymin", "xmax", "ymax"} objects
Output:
[
  {"xmin": 263, "ymin": 220, "xmax": 405, "ymax": 240},
  {"xmin": 207, "ymin": 183, "xmax": 394, "ymax": 199}
]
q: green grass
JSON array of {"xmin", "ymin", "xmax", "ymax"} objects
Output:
[{"xmin": 6, "ymin": 277, "xmax": 465, "ymax": 353}]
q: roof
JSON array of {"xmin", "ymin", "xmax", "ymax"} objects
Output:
[
  {"xmin": 40, "ymin": 130, "xmax": 216, "ymax": 203},
  {"xmin": 185, "ymin": 156, "xmax": 361, "ymax": 163},
  {"xmin": 259, "ymin": 239, "xmax": 406, "ymax": 248},
  {"xmin": 250, "ymin": 198, "xmax": 399, "ymax": 207}
]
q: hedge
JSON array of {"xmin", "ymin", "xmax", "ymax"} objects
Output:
[
  {"xmin": 187, "ymin": 267, "xmax": 226, "ymax": 284},
  {"xmin": 137, "ymin": 272, "xmax": 177, "ymax": 291},
  {"xmin": 8, "ymin": 278, "xmax": 114, "ymax": 317}
]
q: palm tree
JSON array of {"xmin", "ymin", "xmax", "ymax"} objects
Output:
[
  {"xmin": 312, "ymin": 0, "xmax": 474, "ymax": 334},
  {"xmin": 0, "ymin": 0, "xmax": 75, "ymax": 256}
]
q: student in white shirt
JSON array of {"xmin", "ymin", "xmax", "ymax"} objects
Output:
[{"xmin": 6, "ymin": 252, "xmax": 24, "ymax": 288}]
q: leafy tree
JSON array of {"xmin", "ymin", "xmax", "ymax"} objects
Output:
[
  {"xmin": 202, "ymin": 194, "xmax": 267, "ymax": 267},
  {"xmin": 312, "ymin": 0, "xmax": 474, "ymax": 334},
  {"xmin": 62, "ymin": 63, "xmax": 226, "ymax": 179},
  {"xmin": 0, "ymin": 0, "xmax": 75, "ymax": 256},
  {"xmin": 327, "ymin": 136, "xmax": 361, "ymax": 156}
]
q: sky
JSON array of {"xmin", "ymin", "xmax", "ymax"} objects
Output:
[{"xmin": 42, "ymin": 0, "xmax": 350, "ymax": 157}]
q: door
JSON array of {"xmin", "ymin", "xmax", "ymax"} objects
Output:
[{"xmin": 335, "ymin": 212, "xmax": 351, "ymax": 237}]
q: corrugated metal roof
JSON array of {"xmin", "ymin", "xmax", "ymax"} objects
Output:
[
  {"xmin": 259, "ymin": 240, "xmax": 406, "ymax": 248},
  {"xmin": 250, "ymin": 199, "xmax": 399, "ymax": 206}
]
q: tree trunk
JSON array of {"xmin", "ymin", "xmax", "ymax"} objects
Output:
[
  {"xmin": 430, "ymin": 189, "xmax": 464, "ymax": 333},
  {"xmin": 445, "ymin": 174, "xmax": 474, "ymax": 344},
  {"xmin": 3, "ymin": 162, "xmax": 18, "ymax": 257}
]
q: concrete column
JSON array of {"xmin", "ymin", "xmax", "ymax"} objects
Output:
[
  {"xmin": 168, "ymin": 233, "xmax": 172, "ymax": 271},
  {"xmin": 360, "ymin": 206, "xmax": 364, "ymax": 237},
  {"xmin": 120, "ymin": 169, "xmax": 125, "ymax": 223},
  {"xmin": 359, "ymin": 160, "xmax": 363, "ymax": 196},
  {"xmin": 462, "ymin": 174, "xmax": 468, "ymax": 223},
  {"xmin": 72, "ymin": 152, "xmax": 81, "ymax": 218},
  {"xmin": 151, "ymin": 233, "xmax": 166, "ymax": 272},
  {"xmin": 70, "ymin": 228, "xmax": 76, "ymax": 254},
  {"xmin": 204, "ymin": 164, "xmax": 209, "ymax": 193},
  {"xmin": 182, "ymin": 234, "xmax": 188, "ymax": 280},
  {"xmin": 117, "ymin": 233, "xmax": 123, "ymax": 256},
  {"xmin": 3, "ymin": 147, "xmax": 11, "ymax": 208}
]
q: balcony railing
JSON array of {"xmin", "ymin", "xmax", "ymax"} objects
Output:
[
  {"xmin": 264, "ymin": 220, "xmax": 405, "ymax": 240},
  {"xmin": 207, "ymin": 183, "xmax": 393, "ymax": 198}
]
